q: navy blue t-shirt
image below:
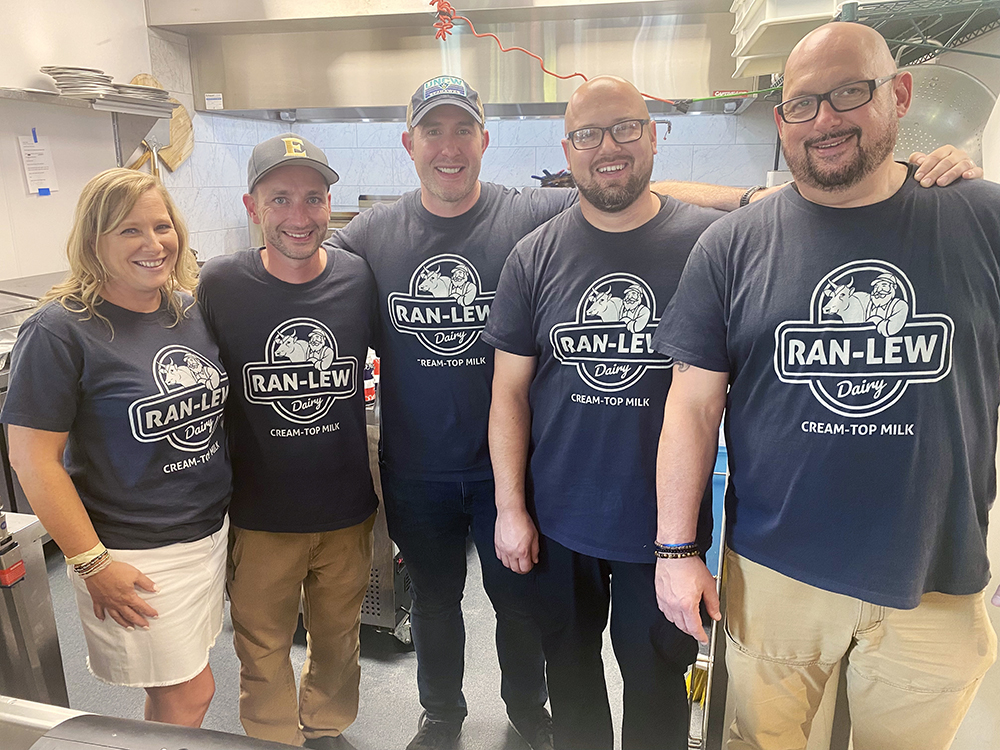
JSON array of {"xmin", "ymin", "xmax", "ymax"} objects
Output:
[
  {"xmin": 326, "ymin": 183, "xmax": 578, "ymax": 481},
  {"xmin": 483, "ymin": 197, "xmax": 722, "ymax": 562},
  {"xmin": 198, "ymin": 248, "xmax": 378, "ymax": 533},
  {"xmin": 654, "ymin": 169, "xmax": 1000, "ymax": 608},
  {"xmin": 1, "ymin": 297, "xmax": 231, "ymax": 549}
]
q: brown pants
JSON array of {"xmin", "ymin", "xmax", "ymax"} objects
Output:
[
  {"xmin": 227, "ymin": 515, "xmax": 375, "ymax": 745},
  {"xmin": 723, "ymin": 550, "xmax": 997, "ymax": 750}
]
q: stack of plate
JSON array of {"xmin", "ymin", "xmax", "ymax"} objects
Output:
[
  {"xmin": 113, "ymin": 83, "xmax": 171, "ymax": 101},
  {"xmin": 40, "ymin": 66, "xmax": 116, "ymax": 99}
]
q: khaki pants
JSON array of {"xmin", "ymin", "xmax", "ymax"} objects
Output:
[
  {"xmin": 723, "ymin": 550, "xmax": 996, "ymax": 750},
  {"xmin": 228, "ymin": 515, "xmax": 376, "ymax": 745}
]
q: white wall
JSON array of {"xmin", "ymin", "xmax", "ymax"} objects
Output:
[
  {"xmin": 0, "ymin": 0, "xmax": 157, "ymax": 280},
  {"xmin": 0, "ymin": 102, "xmax": 117, "ymax": 279},
  {"xmin": 0, "ymin": 0, "xmax": 151, "ymax": 91}
]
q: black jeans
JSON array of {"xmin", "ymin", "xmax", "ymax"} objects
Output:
[
  {"xmin": 381, "ymin": 467, "xmax": 547, "ymax": 724},
  {"xmin": 533, "ymin": 535, "xmax": 698, "ymax": 750}
]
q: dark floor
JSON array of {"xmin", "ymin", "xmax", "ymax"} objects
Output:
[{"xmin": 47, "ymin": 538, "xmax": 627, "ymax": 750}]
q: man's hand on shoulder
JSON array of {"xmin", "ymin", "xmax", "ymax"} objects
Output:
[
  {"xmin": 909, "ymin": 145, "xmax": 982, "ymax": 187},
  {"xmin": 992, "ymin": 583, "xmax": 999, "ymax": 607}
]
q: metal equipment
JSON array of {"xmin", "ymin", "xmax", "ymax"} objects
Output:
[
  {"xmin": 360, "ymin": 400, "xmax": 412, "ymax": 645},
  {"xmin": 896, "ymin": 64, "xmax": 997, "ymax": 166},
  {"xmin": 0, "ymin": 512, "xmax": 69, "ymax": 708},
  {"xmin": 1, "ymin": 694, "xmax": 296, "ymax": 750}
]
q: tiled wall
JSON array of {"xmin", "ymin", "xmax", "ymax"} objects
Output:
[{"xmin": 162, "ymin": 103, "xmax": 781, "ymax": 260}]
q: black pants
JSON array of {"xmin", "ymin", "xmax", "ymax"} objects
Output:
[
  {"xmin": 532, "ymin": 535, "xmax": 698, "ymax": 750},
  {"xmin": 381, "ymin": 468, "xmax": 547, "ymax": 724}
]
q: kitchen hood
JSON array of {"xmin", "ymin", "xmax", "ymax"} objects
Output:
[{"xmin": 149, "ymin": 1, "xmax": 759, "ymax": 120}]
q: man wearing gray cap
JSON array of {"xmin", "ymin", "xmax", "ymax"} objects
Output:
[{"xmin": 198, "ymin": 133, "xmax": 379, "ymax": 749}]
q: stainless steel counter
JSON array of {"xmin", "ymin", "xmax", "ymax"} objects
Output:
[{"xmin": 0, "ymin": 272, "xmax": 68, "ymax": 301}]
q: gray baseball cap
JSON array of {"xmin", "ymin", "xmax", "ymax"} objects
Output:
[
  {"xmin": 247, "ymin": 133, "xmax": 339, "ymax": 192},
  {"xmin": 407, "ymin": 76, "xmax": 485, "ymax": 129}
]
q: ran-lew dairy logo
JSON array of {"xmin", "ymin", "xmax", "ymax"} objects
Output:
[
  {"xmin": 774, "ymin": 260, "xmax": 954, "ymax": 417},
  {"xmin": 128, "ymin": 346, "xmax": 228, "ymax": 452},
  {"xmin": 244, "ymin": 318, "xmax": 358, "ymax": 425},
  {"xmin": 550, "ymin": 273, "xmax": 668, "ymax": 392},
  {"xmin": 388, "ymin": 254, "xmax": 495, "ymax": 356}
]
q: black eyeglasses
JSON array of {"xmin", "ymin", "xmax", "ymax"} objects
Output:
[
  {"xmin": 566, "ymin": 119, "xmax": 648, "ymax": 151},
  {"xmin": 775, "ymin": 74, "xmax": 897, "ymax": 124}
]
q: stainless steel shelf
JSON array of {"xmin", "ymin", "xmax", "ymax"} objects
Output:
[{"xmin": 838, "ymin": 0, "xmax": 1000, "ymax": 66}]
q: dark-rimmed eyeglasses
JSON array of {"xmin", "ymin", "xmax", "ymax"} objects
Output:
[
  {"xmin": 566, "ymin": 119, "xmax": 649, "ymax": 150},
  {"xmin": 775, "ymin": 74, "xmax": 897, "ymax": 124}
]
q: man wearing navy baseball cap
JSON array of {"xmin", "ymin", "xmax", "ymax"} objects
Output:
[{"xmin": 199, "ymin": 132, "xmax": 379, "ymax": 750}]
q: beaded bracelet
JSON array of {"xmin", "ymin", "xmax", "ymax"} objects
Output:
[
  {"xmin": 653, "ymin": 540, "xmax": 701, "ymax": 559},
  {"xmin": 75, "ymin": 550, "xmax": 112, "ymax": 579}
]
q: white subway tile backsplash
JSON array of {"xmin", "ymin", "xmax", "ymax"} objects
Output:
[
  {"xmin": 356, "ymin": 149, "xmax": 398, "ymax": 186},
  {"xmin": 652, "ymin": 145, "xmax": 694, "ymax": 183},
  {"xmin": 735, "ymin": 102, "xmax": 779, "ymax": 145},
  {"xmin": 224, "ymin": 226, "xmax": 251, "ymax": 255},
  {"xmin": 494, "ymin": 119, "xmax": 563, "ymax": 148},
  {"xmin": 148, "ymin": 34, "xmax": 193, "ymax": 95},
  {"xmin": 256, "ymin": 119, "xmax": 288, "ymax": 143},
  {"xmin": 481, "ymin": 147, "xmax": 536, "ymax": 187},
  {"xmin": 691, "ymin": 144, "xmax": 774, "ymax": 186},
  {"xmin": 391, "ymin": 149, "xmax": 420, "ymax": 188},
  {"xmin": 162, "ymin": 157, "xmax": 195, "ymax": 190},
  {"xmin": 192, "ymin": 114, "xmax": 214, "ymax": 144},
  {"xmin": 182, "ymin": 116, "xmax": 775, "ymax": 235},
  {"xmin": 535, "ymin": 147, "xmax": 569, "ymax": 179},
  {"xmin": 323, "ymin": 149, "xmax": 364, "ymax": 185},
  {"xmin": 220, "ymin": 188, "xmax": 249, "ymax": 230},
  {"xmin": 193, "ymin": 143, "xmax": 244, "ymax": 189},
  {"xmin": 191, "ymin": 230, "xmax": 227, "ymax": 261},
  {"xmin": 295, "ymin": 122, "xmax": 358, "ymax": 149},
  {"xmin": 357, "ymin": 122, "xmax": 406, "ymax": 149},
  {"xmin": 173, "ymin": 188, "xmax": 223, "ymax": 235},
  {"xmin": 212, "ymin": 116, "xmax": 259, "ymax": 146},
  {"xmin": 658, "ymin": 115, "xmax": 737, "ymax": 146}
]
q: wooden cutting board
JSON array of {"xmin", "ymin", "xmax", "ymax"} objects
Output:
[{"xmin": 128, "ymin": 74, "xmax": 194, "ymax": 172}]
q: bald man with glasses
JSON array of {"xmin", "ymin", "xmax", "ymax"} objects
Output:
[{"xmin": 653, "ymin": 22, "xmax": 1000, "ymax": 750}]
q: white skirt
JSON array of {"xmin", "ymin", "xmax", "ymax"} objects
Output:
[{"xmin": 69, "ymin": 516, "xmax": 228, "ymax": 688}]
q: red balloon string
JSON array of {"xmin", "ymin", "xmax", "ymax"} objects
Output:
[{"xmin": 429, "ymin": 0, "xmax": 679, "ymax": 105}]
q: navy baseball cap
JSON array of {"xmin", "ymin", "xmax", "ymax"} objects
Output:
[
  {"xmin": 247, "ymin": 133, "xmax": 339, "ymax": 192},
  {"xmin": 407, "ymin": 76, "xmax": 485, "ymax": 128}
]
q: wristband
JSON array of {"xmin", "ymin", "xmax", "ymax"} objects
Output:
[
  {"xmin": 65, "ymin": 542, "xmax": 107, "ymax": 567},
  {"xmin": 739, "ymin": 185, "xmax": 765, "ymax": 207}
]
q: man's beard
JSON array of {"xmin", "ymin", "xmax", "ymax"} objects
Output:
[
  {"xmin": 576, "ymin": 158, "xmax": 653, "ymax": 213},
  {"xmin": 784, "ymin": 121, "xmax": 896, "ymax": 192}
]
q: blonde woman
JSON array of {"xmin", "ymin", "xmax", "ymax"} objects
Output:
[{"xmin": 1, "ymin": 169, "xmax": 231, "ymax": 727}]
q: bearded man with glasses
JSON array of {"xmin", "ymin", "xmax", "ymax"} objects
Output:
[
  {"xmin": 485, "ymin": 75, "xmax": 728, "ymax": 750},
  {"xmin": 653, "ymin": 21, "xmax": 1000, "ymax": 750}
]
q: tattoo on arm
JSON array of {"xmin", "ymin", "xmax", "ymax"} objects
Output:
[{"xmin": 674, "ymin": 361, "xmax": 691, "ymax": 372}]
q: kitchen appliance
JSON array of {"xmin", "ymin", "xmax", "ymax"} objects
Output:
[
  {"xmin": 896, "ymin": 64, "xmax": 996, "ymax": 166},
  {"xmin": 0, "ymin": 512, "xmax": 69, "ymax": 708},
  {"xmin": 361, "ymin": 397, "xmax": 412, "ymax": 644}
]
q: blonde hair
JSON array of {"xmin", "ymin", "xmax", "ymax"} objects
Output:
[{"xmin": 40, "ymin": 168, "xmax": 198, "ymax": 328}]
